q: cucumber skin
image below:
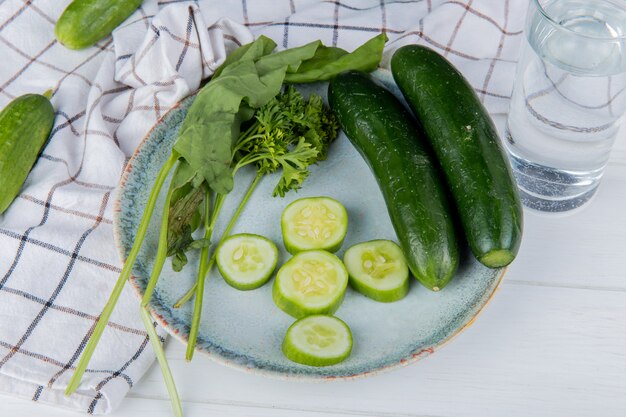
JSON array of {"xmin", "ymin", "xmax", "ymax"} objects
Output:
[
  {"xmin": 273, "ymin": 286, "xmax": 345, "ymax": 319},
  {"xmin": 349, "ymin": 274, "xmax": 409, "ymax": 303},
  {"xmin": 55, "ymin": 0, "xmax": 143, "ymax": 50},
  {"xmin": 328, "ymin": 72, "xmax": 459, "ymax": 291},
  {"xmin": 0, "ymin": 93, "xmax": 54, "ymax": 214},
  {"xmin": 391, "ymin": 45, "xmax": 523, "ymax": 268}
]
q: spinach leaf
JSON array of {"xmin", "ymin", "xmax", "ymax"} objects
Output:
[
  {"xmin": 284, "ymin": 33, "xmax": 387, "ymax": 83},
  {"xmin": 212, "ymin": 35, "xmax": 277, "ymax": 79}
]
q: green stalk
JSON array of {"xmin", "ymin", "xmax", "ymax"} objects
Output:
[
  {"xmin": 173, "ymin": 172, "xmax": 263, "ymax": 309},
  {"xmin": 185, "ymin": 192, "xmax": 225, "ymax": 360},
  {"xmin": 140, "ymin": 308, "xmax": 183, "ymax": 417},
  {"xmin": 141, "ymin": 182, "xmax": 174, "ymax": 307},
  {"xmin": 65, "ymin": 153, "xmax": 178, "ymax": 397},
  {"xmin": 231, "ymin": 133, "xmax": 264, "ymax": 155},
  {"xmin": 137, "ymin": 180, "xmax": 182, "ymax": 416}
]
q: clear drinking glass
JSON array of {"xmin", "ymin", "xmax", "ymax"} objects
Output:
[{"xmin": 505, "ymin": 0, "xmax": 626, "ymax": 212}]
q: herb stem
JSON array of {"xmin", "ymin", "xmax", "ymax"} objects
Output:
[
  {"xmin": 173, "ymin": 172, "xmax": 263, "ymax": 309},
  {"xmin": 231, "ymin": 132, "xmax": 264, "ymax": 155},
  {"xmin": 185, "ymin": 191, "xmax": 225, "ymax": 360},
  {"xmin": 141, "ymin": 183, "xmax": 174, "ymax": 307},
  {"xmin": 137, "ymin": 178, "xmax": 183, "ymax": 415},
  {"xmin": 225, "ymin": 172, "xmax": 263, "ymax": 237},
  {"xmin": 237, "ymin": 155, "xmax": 267, "ymax": 168},
  {"xmin": 140, "ymin": 308, "xmax": 183, "ymax": 417},
  {"xmin": 240, "ymin": 120, "xmax": 260, "ymax": 140},
  {"xmin": 65, "ymin": 153, "xmax": 179, "ymax": 397}
]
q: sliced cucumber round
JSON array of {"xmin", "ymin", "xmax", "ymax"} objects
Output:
[
  {"xmin": 343, "ymin": 240, "xmax": 410, "ymax": 302},
  {"xmin": 216, "ymin": 234, "xmax": 278, "ymax": 290},
  {"xmin": 273, "ymin": 250, "xmax": 348, "ymax": 318},
  {"xmin": 282, "ymin": 315, "xmax": 352, "ymax": 366},
  {"xmin": 281, "ymin": 197, "xmax": 348, "ymax": 254}
]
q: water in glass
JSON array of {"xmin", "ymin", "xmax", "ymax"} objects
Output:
[{"xmin": 505, "ymin": 0, "xmax": 626, "ymax": 212}]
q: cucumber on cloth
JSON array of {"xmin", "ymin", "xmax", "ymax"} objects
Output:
[
  {"xmin": 343, "ymin": 240, "xmax": 409, "ymax": 302},
  {"xmin": 281, "ymin": 197, "xmax": 348, "ymax": 254},
  {"xmin": 273, "ymin": 250, "xmax": 348, "ymax": 318},
  {"xmin": 0, "ymin": 92, "xmax": 54, "ymax": 214},
  {"xmin": 391, "ymin": 45, "xmax": 523, "ymax": 268},
  {"xmin": 55, "ymin": 0, "xmax": 143, "ymax": 50},
  {"xmin": 282, "ymin": 315, "xmax": 352, "ymax": 366},
  {"xmin": 216, "ymin": 234, "xmax": 278, "ymax": 290},
  {"xmin": 328, "ymin": 71, "xmax": 459, "ymax": 291}
]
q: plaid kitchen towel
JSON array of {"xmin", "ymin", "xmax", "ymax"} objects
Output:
[{"xmin": 0, "ymin": 0, "xmax": 527, "ymax": 414}]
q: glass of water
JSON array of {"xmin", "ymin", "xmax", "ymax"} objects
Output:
[{"xmin": 505, "ymin": 0, "xmax": 626, "ymax": 212}]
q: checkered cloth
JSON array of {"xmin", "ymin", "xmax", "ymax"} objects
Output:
[{"xmin": 0, "ymin": 0, "xmax": 528, "ymax": 414}]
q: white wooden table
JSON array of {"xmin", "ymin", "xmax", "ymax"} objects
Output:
[{"xmin": 4, "ymin": 117, "xmax": 626, "ymax": 417}]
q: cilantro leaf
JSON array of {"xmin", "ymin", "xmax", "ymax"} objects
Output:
[{"xmin": 233, "ymin": 87, "xmax": 339, "ymax": 197}]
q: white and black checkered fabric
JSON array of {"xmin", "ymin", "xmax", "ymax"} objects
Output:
[{"xmin": 0, "ymin": 0, "xmax": 528, "ymax": 414}]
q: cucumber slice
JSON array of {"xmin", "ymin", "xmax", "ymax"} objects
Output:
[
  {"xmin": 216, "ymin": 234, "xmax": 278, "ymax": 290},
  {"xmin": 343, "ymin": 240, "xmax": 410, "ymax": 302},
  {"xmin": 273, "ymin": 250, "xmax": 348, "ymax": 318},
  {"xmin": 282, "ymin": 315, "xmax": 352, "ymax": 366},
  {"xmin": 281, "ymin": 197, "xmax": 348, "ymax": 254}
]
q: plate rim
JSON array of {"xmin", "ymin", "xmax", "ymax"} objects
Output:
[{"xmin": 113, "ymin": 73, "xmax": 507, "ymax": 381}]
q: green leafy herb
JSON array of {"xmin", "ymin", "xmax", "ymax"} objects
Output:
[{"xmin": 234, "ymin": 86, "xmax": 339, "ymax": 196}]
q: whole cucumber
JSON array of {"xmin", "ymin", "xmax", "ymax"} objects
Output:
[
  {"xmin": 328, "ymin": 71, "xmax": 459, "ymax": 291},
  {"xmin": 0, "ymin": 92, "xmax": 55, "ymax": 214},
  {"xmin": 391, "ymin": 45, "xmax": 523, "ymax": 268},
  {"xmin": 55, "ymin": 0, "xmax": 143, "ymax": 50}
]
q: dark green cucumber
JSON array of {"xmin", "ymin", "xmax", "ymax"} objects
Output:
[
  {"xmin": 0, "ymin": 92, "xmax": 55, "ymax": 214},
  {"xmin": 391, "ymin": 45, "xmax": 523, "ymax": 268},
  {"xmin": 55, "ymin": 0, "xmax": 143, "ymax": 50},
  {"xmin": 328, "ymin": 72, "xmax": 459, "ymax": 291}
]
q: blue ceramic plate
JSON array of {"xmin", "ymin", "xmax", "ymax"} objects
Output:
[{"xmin": 114, "ymin": 70, "xmax": 505, "ymax": 380}]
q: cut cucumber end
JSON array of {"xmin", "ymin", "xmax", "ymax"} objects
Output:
[
  {"xmin": 282, "ymin": 315, "xmax": 352, "ymax": 366},
  {"xmin": 343, "ymin": 240, "xmax": 410, "ymax": 303},
  {"xmin": 273, "ymin": 250, "xmax": 349, "ymax": 318},
  {"xmin": 216, "ymin": 234, "xmax": 278, "ymax": 291},
  {"xmin": 281, "ymin": 197, "xmax": 348, "ymax": 254},
  {"xmin": 479, "ymin": 249, "xmax": 514, "ymax": 268}
]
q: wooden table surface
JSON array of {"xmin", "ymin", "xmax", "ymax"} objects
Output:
[{"xmin": 4, "ymin": 116, "xmax": 626, "ymax": 417}]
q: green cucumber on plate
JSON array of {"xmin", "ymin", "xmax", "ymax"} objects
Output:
[
  {"xmin": 391, "ymin": 45, "xmax": 523, "ymax": 268},
  {"xmin": 328, "ymin": 71, "xmax": 459, "ymax": 291}
]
